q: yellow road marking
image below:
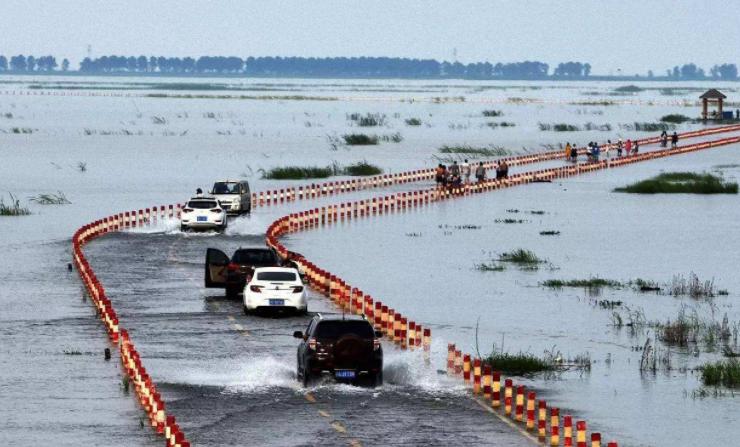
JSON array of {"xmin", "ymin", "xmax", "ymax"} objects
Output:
[
  {"xmin": 331, "ymin": 422, "xmax": 347, "ymax": 433},
  {"xmin": 318, "ymin": 410, "xmax": 330, "ymax": 418},
  {"xmin": 472, "ymin": 396, "xmax": 540, "ymax": 445},
  {"xmin": 304, "ymin": 392, "xmax": 316, "ymax": 403}
]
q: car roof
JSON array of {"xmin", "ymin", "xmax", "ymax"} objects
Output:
[
  {"xmin": 189, "ymin": 196, "xmax": 218, "ymax": 201},
  {"xmin": 314, "ymin": 313, "xmax": 368, "ymax": 323},
  {"xmin": 234, "ymin": 247, "xmax": 273, "ymax": 253},
  {"xmin": 253, "ymin": 267, "xmax": 298, "ymax": 274},
  {"xmin": 214, "ymin": 180, "xmax": 246, "ymax": 184}
]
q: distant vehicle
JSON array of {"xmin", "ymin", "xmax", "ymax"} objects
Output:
[
  {"xmin": 243, "ymin": 267, "xmax": 307, "ymax": 314},
  {"xmin": 205, "ymin": 247, "xmax": 282, "ymax": 297},
  {"xmin": 211, "ymin": 180, "xmax": 251, "ymax": 215},
  {"xmin": 294, "ymin": 314, "xmax": 383, "ymax": 387},
  {"xmin": 180, "ymin": 197, "xmax": 227, "ymax": 232}
]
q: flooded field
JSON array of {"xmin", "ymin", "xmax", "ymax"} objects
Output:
[{"xmin": 1, "ymin": 76, "xmax": 738, "ymax": 446}]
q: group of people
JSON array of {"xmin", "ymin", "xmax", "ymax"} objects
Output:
[
  {"xmin": 434, "ymin": 159, "xmax": 508, "ymax": 188},
  {"xmin": 564, "ymin": 137, "xmax": 644, "ymax": 162},
  {"xmin": 660, "ymin": 130, "xmax": 679, "ymax": 148}
]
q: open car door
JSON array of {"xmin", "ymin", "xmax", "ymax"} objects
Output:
[{"xmin": 205, "ymin": 248, "xmax": 230, "ymax": 288}]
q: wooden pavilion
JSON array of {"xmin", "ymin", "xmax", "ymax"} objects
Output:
[{"xmin": 700, "ymin": 89, "xmax": 727, "ymax": 120}]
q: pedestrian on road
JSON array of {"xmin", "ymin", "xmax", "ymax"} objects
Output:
[
  {"xmin": 564, "ymin": 142, "xmax": 572, "ymax": 159},
  {"xmin": 671, "ymin": 131, "xmax": 678, "ymax": 148},
  {"xmin": 660, "ymin": 130, "xmax": 668, "ymax": 147},
  {"xmin": 461, "ymin": 159, "xmax": 471, "ymax": 184},
  {"xmin": 633, "ymin": 140, "xmax": 639, "ymax": 154},
  {"xmin": 475, "ymin": 162, "xmax": 486, "ymax": 183},
  {"xmin": 570, "ymin": 144, "xmax": 579, "ymax": 161},
  {"xmin": 625, "ymin": 139, "xmax": 632, "ymax": 156},
  {"xmin": 450, "ymin": 161, "xmax": 460, "ymax": 177},
  {"xmin": 617, "ymin": 139, "xmax": 623, "ymax": 157},
  {"xmin": 435, "ymin": 164, "xmax": 445, "ymax": 187}
]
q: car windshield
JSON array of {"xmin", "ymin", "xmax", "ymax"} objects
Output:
[
  {"xmin": 213, "ymin": 182, "xmax": 239, "ymax": 194},
  {"xmin": 315, "ymin": 321, "xmax": 374, "ymax": 339},
  {"xmin": 232, "ymin": 249, "xmax": 277, "ymax": 266},
  {"xmin": 257, "ymin": 271, "xmax": 296, "ymax": 282},
  {"xmin": 188, "ymin": 200, "xmax": 217, "ymax": 209}
]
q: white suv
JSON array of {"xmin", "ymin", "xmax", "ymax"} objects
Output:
[
  {"xmin": 180, "ymin": 197, "xmax": 227, "ymax": 232},
  {"xmin": 211, "ymin": 180, "xmax": 251, "ymax": 215},
  {"xmin": 243, "ymin": 267, "xmax": 307, "ymax": 314}
]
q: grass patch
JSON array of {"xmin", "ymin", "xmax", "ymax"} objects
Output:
[
  {"xmin": 621, "ymin": 122, "xmax": 675, "ymax": 132},
  {"xmin": 342, "ymin": 133, "xmax": 379, "ymax": 145},
  {"xmin": 29, "ymin": 191, "xmax": 71, "ymax": 205},
  {"xmin": 404, "ymin": 118, "xmax": 422, "ymax": 126},
  {"xmin": 348, "ymin": 113, "xmax": 386, "ymax": 127},
  {"xmin": 660, "ymin": 114, "xmax": 691, "ymax": 124},
  {"xmin": 439, "ymin": 145, "xmax": 509, "ymax": 156},
  {"xmin": 614, "ymin": 172, "xmax": 738, "ymax": 194},
  {"xmin": 498, "ymin": 249, "xmax": 544, "ymax": 264},
  {"xmin": 670, "ymin": 272, "xmax": 721, "ymax": 298},
  {"xmin": 379, "ymin": 132, "xmax": 403, "ymax": 143},
  {"xmin": 539, "ymin": 123, "xmax": 580, "ymax": 132},
  {"xmin": 614, "ymin": 85, "xmax": 643, "ymax": 93},
  {"xmin": 262, "ymin": 166, "xmax": 333, "ymax": 180},
  {"xmin": 474, "ymin": 260, "xmax": 506, "ymax": 272},
  {"xmin": 700, "ymin": 359, "xmax": 740, "ymax": 387},
  {"xmin": 342, "ymin": 161, "xmax": 382, "ymax": 176},
  {"xmin": 539, "ymin": 230, "xmax": 560, "ymax": 236},
  {"xmin": 484, "ymin": 351, "xmax": 554, "ymax": 376},
  {"xmin": 482, "ymin": 109, "xmax": 503, "ymax": 117},
  {"xmin": 0, "ymin": 193, "xmax": 31, "ymax": 216},
  {"xmin": 542, "ymin": 278, "xmax": 622, "ymax": 289}
]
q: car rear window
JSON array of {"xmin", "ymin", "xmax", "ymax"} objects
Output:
[
  {"xmin": 257, "ymin": 271, "xmax": 296, "ymax": 282},
  {"xmin": 315, "ymin": 321, "xmax": 374, "ymax": 339},
  {"xmin": 188, "ymin": 201, "xmax": 217, "ymax": 209},
  {"xmin": 213, "ymin": 182, "xmax": 240, "ymax": 194},
  {"xmin": 232, "ymin": 249, "xmax": 278, "ymax": 265}
]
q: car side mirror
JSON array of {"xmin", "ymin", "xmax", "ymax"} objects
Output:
[
  {"xmin": 374, "ymin": 330, "xmax": 383, "ymax": 338},
  {"xmin": 293, "ymin": 331, "xmax": 304, "ymax": 339}
]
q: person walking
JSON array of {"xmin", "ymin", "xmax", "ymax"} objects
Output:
[
  {"xmin": 633, "ymin": 140, "xmax": 639, "ymax": 154},
  {"xmin": 617, "ymin": 139, "xmax": 623, "ymax": 157},
  {"xmin": 564, "ymin": 142, "xmax": 572, "ymax": 159},
  {"xmin": 435, "ymin": 164, "xmax": 445, "ymax": 187},
  {"xmin": 475, "ymin": 162, "xmax": 486, "ymax": 183},
  {"xmin": 461, "ymin": 159, "xmax": 471, "ymax": 184},
  {"xmin": 570, "ymin": 143, "xmax": 579, "ymax": 161},
  {"xmin": 625, "ymin": 139, "xmax": 632, "ymax": 156},
  {"xmin": 450, "ymin": 161, "xmax": 460, "ymax": 177},
  {"xmin": 660, "ymin": 130, "xmax": 668, "ymax": 147},
  {"xmin": 671, "ymin": 131, "xmax": 678, "ymax": 148}
]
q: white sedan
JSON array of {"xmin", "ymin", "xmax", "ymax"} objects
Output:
[
  {"xmin": 243, "ymin": 267, "xmax": 307, "ymax": 314},
  {"xmin": 180, "ymin": 197, "xmax": 227, "ymax": 232}
]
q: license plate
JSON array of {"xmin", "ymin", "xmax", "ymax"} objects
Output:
[
  {"xmin": 335, "ymin": 370, "xmax": 356, "ymax": 379},
  {"xmin": 197, "ymin": 216, "xmax": 207, "ymax": 222},
  {"xmin": 269, "ymin": 299, "xmax": 284, "ymax": 306}
]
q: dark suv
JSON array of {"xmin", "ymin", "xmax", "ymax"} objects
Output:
[
  {"xmin": 294, "ymin": 314, "xmax": 383, "ymax": 387},
  {"xmin": 205, "ymin": 247, "xmax": 281, "ymax": 296}
]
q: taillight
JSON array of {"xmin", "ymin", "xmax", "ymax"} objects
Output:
[
  {"xmin": 182, "ymin": 208, "xmax": 193, "ymax": 213},
  {"xmin": 210, "ymin": 208, "xmax": 222, "ymax": 213},
  {"xmin": 373, "ymin": 338, "xmax": 381, "ymax": 351},
  {"xmin": 250, "ymin": 285, "xmax": 263, "ymax": 293},
  {"xmin": 227, "ymin": 262, "xmax": 239, "ymax": 271},
  {"xmin": 292, "ymin": 286, "xmax": 304, "ymax": 293},
  {"xmin": 308, "ymin": 338, "xmax": 317, "ymax": 350}
]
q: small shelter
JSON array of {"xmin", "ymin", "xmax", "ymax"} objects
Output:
[{"xmin": 700, "ymin": 89, "xmax": 727, "ymax": 120}]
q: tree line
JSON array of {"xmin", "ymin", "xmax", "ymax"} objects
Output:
[{"xmin": 0, "ymin": 54, "xmax": 738, "ymax": 80}]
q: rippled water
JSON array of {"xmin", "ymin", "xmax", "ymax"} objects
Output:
[{"xmin": 1, "ymin": 76, "xmax": 738, "ymax": 446}]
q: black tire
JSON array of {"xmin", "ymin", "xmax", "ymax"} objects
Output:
[
  {"xmin": 373, "ymin": 370, "xmax": 383, "ymax": 387},
  {"xmin": 180, "ymin": 225, "xmax": 187, "ymax": 232},
  {"xmin": 243, "ymin": 305, "xmax": 249, "ymax": 315},
  {"xmin": 226, "ymin": 286, "xmax": 239, "ymax": 298}
]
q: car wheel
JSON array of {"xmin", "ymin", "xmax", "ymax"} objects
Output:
[
  {"xmin": 180, "ymin": 225, "xmax": 187, "ymax": 232},
  {"xmin": 226, "ymin": 287, "xmax": 239, "ymax": 298},
  {"xmin": 243, "ymin": 305, "xmax": 249, "ymax": 315},
  {"xmin": 373, "ymin": 371, "xmax": 383, "ymax": 387}
]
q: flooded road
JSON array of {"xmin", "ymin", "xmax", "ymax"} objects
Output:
[{"xmin": 1, "ymin": 77, "xmax": 739, "ymax": 446}]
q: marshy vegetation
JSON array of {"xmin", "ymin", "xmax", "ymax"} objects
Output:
[
  {"xmin": 261, "ymin": 161, "xmax": 383, "ymax": 179},
  {"xmin": 439, "ymin": 145, "xmax": 509, "ymax": 157},
  {"xmin": 347, "ymin": 112, "xmax": 386, "ymax": 127},
  {"xmin": 660, "ymin": 114, "xmax": 692, "ymax": 124},
  {"xmin": 498, "ymin": 249, "xmax": 545, "ymax": 266},
  {"xmin": 404, "ymin": 117, "xmax": 422, "ymax": 126},
  {"xmin": 542, "ymin": 278, "xmax": 622, "ymax": 289},
  {"xmin": 538, "ymin": 122, "xmax": 612, "ymax": 132},
  {"xmin": 614, "ymin": 172, "xmax": 738, "ymax": 194},
  {"xmin": 539, "ymin": 230, "xmax": 561, "ymax": 236},
  {"xmin": 29, "ymin": 191, "xmax": 71, "ymax": 205},
  {"xmin": 700, "ymin": 359, "xmax": 740, "ymax": 388},
  {"xmin": 0, "ymin": 193, "xmax": 31, "ymax": 216},
  {"xmin": 474, "ymin": 260, "xmax": 506, "ymax": 272},
  {"xmin": 484, "ymin": 350, "xmax": 554, "ymax": 375},
  {"xmin": 620, "ymin": 122, "xmax": 675, "ymax": 132},
  {"xmin": 342, "ymin": 133, "xmax": 379, "ymax": 145},
  {"xmin": 670, "ymin": 273, "xmax": 722, "ymax": 299},
  {"xmin": 614, "ymin": 85, "xmax": 643, "ymax": 93},
  {"xmin": 482, "ymin": 109, "xmax": 503, "ymax": 117}
]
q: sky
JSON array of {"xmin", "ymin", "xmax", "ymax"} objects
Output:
[{"xmin": 2, "ymin": 0, "xmax": 739, "ymax": 75}]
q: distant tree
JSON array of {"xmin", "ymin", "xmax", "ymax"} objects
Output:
[
  {"xmin": 710, "ymin": 63, "xmax": 738, "ymax": 80},
  {"xmin": 61, "ymin": 58, "xmax": 70, "ymax": 71},
  {"xmin": 10, "ymin": 55, "xmax": 27, "ymax": 71},
  {"xmin": 0, "ymin": 56, "xmax": 8, "ymax": 71},
  {"xmin": 26, "ymin": 55, "xmax": 36, "ymax": 72},
  {"xmin": 679, "ymin": 63, "xmax": 705, "ymax": 80},
  {"xmin": 672, "ymin": 66, "xmax": 680, "ymax": 79},
  {"xmin": 647, "ymin": 70, "xmax": 654, "ymax": 78},
  {"xmin": 583, "ymin": 63, "xmax": 591, "ymax": 77},
  {"xmin": 137, "ymin": 55, "xmax": 148, "ymax": 72}
]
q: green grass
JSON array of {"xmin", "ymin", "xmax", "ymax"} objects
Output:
[
  {"xmin": 29, "ymin": 191, "xmax": 71, "ymax": 205},
  {"xmin": 660, "ymin": 114, "xmax": 691, "ymax": 124},
  {"xmin": 539, "ymin": 230, "xmax": 560, "ymax": 236},
  {"xmin": 626, "ymin": 122, "xmax": 675, "ymax": 132},
  {"xmin": 262, "ymin": 166, "xmax": 333, "ymax": 180},
  {"xmin": 404, "ymin": 118, "xmax": 422, "ymax": 126},
  {"xmin": 343, "ymin": 133, "xmax": 379, "ymax": 145},
  {"xmin": 700, "ymin": 359, "xmax": 740, "ymax": 387},
  {"xmin": 484, "ymin": 351, "xmax": 554, "ymax": 375},
  {"xmin": 474, "ymin": 261, "xmax": 506, "ymax": 272},
  {"xmin": 538, "ymin": 123, "xmax": 580, "ymax": 132},
  {"xmin": 542, "ymin": 278, "xmax": 622, "ymax": 288},
  {"xmin": 439, "ymin": 145, "xmax": 509, "ymax": 156},
  {"xmin": 614, "ymin": 85, "xmax": 643, "ymax": 93},
  {"xmin": 614, "ymin": 172, "xmax": 738, "ymax": 194},
  {"xmin": 0, "ymin": 193, "xmax": 31, "ymax": 216},
  {"xmin": 342, "ymin": 161, "xmax": 382, "ymax": 176},
  {"xmin": 348, "ymin": 113, "xmax": 386, "ymax": 127},
  {"xmin": 482, "ymin": 109, "xmax": 503, "ymax": 117},
  {"xmin": 498, "ymin": 249, "xmax": 543, "ymax": 264}
]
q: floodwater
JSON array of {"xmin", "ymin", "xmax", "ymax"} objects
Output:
[{"xmin": 1, "ymin": 75, "xmax": 738, "ymax": 446}]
